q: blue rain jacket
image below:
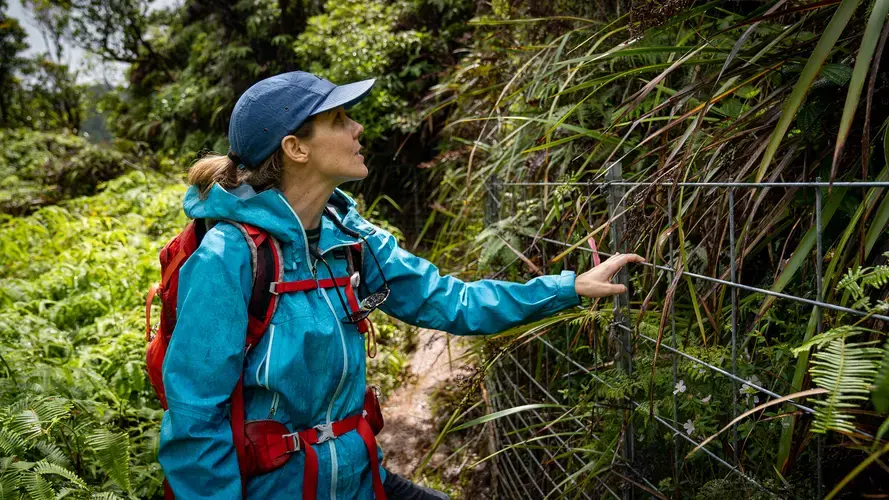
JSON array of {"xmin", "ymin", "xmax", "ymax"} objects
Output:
[{"xmin": 158, "ymin": 183, "xmax": 581, "ymax": 499}]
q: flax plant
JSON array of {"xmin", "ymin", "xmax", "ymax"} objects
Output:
[{"xmin": 420, "ymin": 1, "xmax": 889, "ymax": 497}]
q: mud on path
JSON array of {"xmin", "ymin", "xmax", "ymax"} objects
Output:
[{"xmin": 377, "ymin": 328, "xmax": 470, "ymax": 478}]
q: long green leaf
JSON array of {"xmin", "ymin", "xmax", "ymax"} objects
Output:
[
  {"xmin": 449, "ymin": 404, "xmax": 563, "ymax": 432},
  {"xmin": 832, "ymin": 0, "xmax": 889, "ymax": 176},
  {"xmin": 756, "ymin": 0, "xmax": 862, "ymax": 181},
  {"xmin": 756, "ymin": 187, "xmax": 847, "ymax": 319},
  {"xmin": 825, "ymin": 440, "xmax": 889, "ymax": 499}
]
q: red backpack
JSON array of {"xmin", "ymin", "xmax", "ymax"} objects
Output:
[{"xmin": 144, "ymin": 218, "xmax": 386, "ymax": 500}]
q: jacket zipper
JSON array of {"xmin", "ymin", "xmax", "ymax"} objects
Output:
[
  {"xmin": 267, "ymin": 392, "xmax": 279, "ymax": 418},
  {"xmin": 263, "ymin": 325, "xmax": 275, "ymax": 390},
  {"xmin": 316, "ymin": 242, "xmax": 360, "ymax": 500},
  {"xmin": 278, "ymin": 193, "xmax": 354, "ymax": 500},
  {"xmin": 320, "ymin": 287, "xmax": 350, "ymax": 500},
  {"xmin": 254, "ymin": 324, "xmax": 276, "ymax": 388}
]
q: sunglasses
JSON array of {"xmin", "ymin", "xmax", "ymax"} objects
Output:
[{"xmin": 310, "ymin": 241, "xmax": 390, "ymax": 325}]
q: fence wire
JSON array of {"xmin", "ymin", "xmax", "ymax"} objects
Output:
[{"xmin": 483, "ymin": 166, "xmax": 887, "ymax": 499}]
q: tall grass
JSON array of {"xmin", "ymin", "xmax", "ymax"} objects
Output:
[{"xmin": 419, "ymin": 1, "xmax": 889, "ymax": 496}]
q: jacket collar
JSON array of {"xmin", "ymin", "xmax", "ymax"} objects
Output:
[{"xmin": 184, "ymin": 183, "xmax": 367, "ymax": 260}]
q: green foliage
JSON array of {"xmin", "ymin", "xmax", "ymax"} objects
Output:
[
  {"xmin": 420, "ymin": 0, "xmax": 889, "ymax": 496},
  {"xmin": 0, "ymin": 128, "xmax": 165, "ymax": 216},
  {"xmin": 1, "ymin": 169, "xmax": 186, "ymax": 497},
  {"xmin": 0, "ymin": 0, "xmax": 29, "ymax": 128},
  {"xmin": 809, "ymin": 336, "xmax": 882, "ymax": 434},
  {"xmin": 366, "ymin": 311, "xmax": 417, "ymax": 398},
  {"xmin": 95, "ymin": 0, "xmax": 472, "ymax": 170},
  {"xmin": 293, "ymin": 0, "xmax": 473, "ymax": 142}
]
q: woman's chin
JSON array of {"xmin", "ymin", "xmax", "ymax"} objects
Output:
[{"xmin": 339, "ymin": 163, "xmax": 369, "ymax": 183}]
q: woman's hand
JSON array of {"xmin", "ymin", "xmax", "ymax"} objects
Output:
[{"xmin": 574, "ymin": 253, "xmax": 646, "ymax": 298}]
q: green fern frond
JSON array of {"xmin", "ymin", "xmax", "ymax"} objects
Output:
[
  {"xmin": 873, "ymin": 339, "xmax": 889, "ymax": 414},
  {"xmin": 8, "ymin": 409, "xmax": 42, "ymax": 440},
  {"xmin": 837, "ymin": 262, "xmax": 889, "ymax": 301},
  {"xmin": 87, "ymin": 430, "xmax": 130, "ymax": 492},
  {"xmin": 22, "ymin": 470, "xmax": 55, "ymax": 500},
  {"xmin": 861, "ymin": 265, "xmax": 889, "ymax": 290},
  {"xmin": 851, "ymin": 296, "xmax": 872, "ymax": 311},
  {"xmin": 791, "ymin": 325, "xmax": 871, "ymax": 357},
  {"xmin": 30, "ymin": 399, "xmax": 72, "ymax": 424},
  {"xmin": 0, "ymin": 457, "xmax": 22, "ymax": 500},
  {"xmin": 91, "ymin": 492, "xmax": 122, "ymax": 500},
  {"xmin": 4, "ymin": 397, "xmax": 74, "ymax": 445},
  {"xmin": 0, "ymin": 428, "xmax": 28, "ymax": 455},
  {"xmin": 837, "ymin": 267, "xmax": 866, "ymax": 299},
  {"xmin": 810, "ymin": 337, "xmax": 882, "ymax": 434},
  {"xmin": 34, "ymin": 441, "xmax": 72, "ymax": 469},
  {"xmin": 33, "ymin": 461, "xmax": 87, "ymax": 490}
]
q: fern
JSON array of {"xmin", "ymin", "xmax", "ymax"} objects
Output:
[
  {"xmin": 861, "ymin": 265, "xmax": 889, "ymax": 290},
  {"xmin": 21, "ymin": 470, "xmax": 56, "ymax": 500},
  {"xmin": 90, "ymin": 492, "xmax": 122, "ymax": 500},
  {"xmin": 87, "ymin": 430, "xmax": 131, "ymax": 493},
  {"xmin": 33, "ymin": 461, "xmax": 87, "ymax": 490},
  {"xmin": 810, "ymin": 337, "xmax": 882, "ymax": 434},
  {"xmin": 874, "ymin": 338, "xmax": 889, "ymax": 414},
  {"xmin": 0, "ymin": 428, "xmax": 27, "ymax": 455},
  {"xmin": 34, "ymin": 441, "xmax": 72, "ymax": 469},
  {"xmin": 837, "ymin": 258, "xmax": 889, "ymax": 301},
  {"xmin": 791, "ymin": 325, "xmax": 871, "ymax": 357},
  {"xmin": 0, "ymin": 457, "xmax": 22, "ymax": 500}
]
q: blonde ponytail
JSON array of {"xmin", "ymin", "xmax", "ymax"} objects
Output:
[
  {"xmin": 188, "ymin": 119, "xmax": 314, "ymax": 198},
  {"xmin": 188, "ymin": 154, "xmax": 243, "ymax": 198}
]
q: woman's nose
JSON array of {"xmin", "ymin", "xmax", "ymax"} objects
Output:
[{"xmin": 352, "ymin": 119, "xmax": 364, "ymax": 138}]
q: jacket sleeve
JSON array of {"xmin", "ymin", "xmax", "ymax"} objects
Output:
[
  {"xmin": 158, "ymin": 224, "xmax": 252, "ymax": 499},
  {"xmin": 360, "ymin": 225, "xmax": 581, "ymax": 335}
]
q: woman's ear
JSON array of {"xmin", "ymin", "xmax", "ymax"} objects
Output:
[{"xmin": 281, "ymin": 135, "xmax": 309, "ymax": 164}]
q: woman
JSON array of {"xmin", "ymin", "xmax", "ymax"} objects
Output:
[{"xmin": 158, "ymin": 71, "xmax": 644, "ymax": 500}]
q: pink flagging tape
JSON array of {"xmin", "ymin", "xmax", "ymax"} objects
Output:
[{"xmin": 587, "ymin": 237, "xmax": 601, "ymax": 267}]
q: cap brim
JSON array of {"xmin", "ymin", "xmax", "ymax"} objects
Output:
[{"xmin": 311, "ymin": 78, "xmax": 376, "ymax": 116}]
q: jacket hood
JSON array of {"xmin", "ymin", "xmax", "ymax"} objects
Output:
[{"xmin": 183, "ymin": 183, "xmax": 360, "ymax": 246}]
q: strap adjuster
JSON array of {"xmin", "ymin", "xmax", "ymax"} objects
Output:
[
  {"xmin": 282, "ymin": 432, "xmax": 300, "ymax": 453},
  {"xmin": 314, "ymin": 423, "xmax": 335, "ymax": 444},
  {"xmin": 269, "ymin": 282, "xmax": 279, "ymax": 295}
]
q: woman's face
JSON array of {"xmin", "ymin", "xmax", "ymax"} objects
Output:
[{"xmin": 301, "ymin": 106, "xmax": 367, "ymax": 183}]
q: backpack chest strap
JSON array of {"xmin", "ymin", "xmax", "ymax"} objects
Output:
[
  {"xmin": 268, "ymin": 277, "xmax": 369, "ymax": 335},
  {"xmin": 269, "ymin": 277, "xmax": 351, "ymax": 294}
]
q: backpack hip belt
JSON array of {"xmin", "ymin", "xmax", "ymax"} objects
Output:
[{"xmin": 243, "ymin": 386, "xmax": 386, "ymax": 500}]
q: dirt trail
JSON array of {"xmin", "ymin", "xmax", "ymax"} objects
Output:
[{"xmin": 377, "ymin": 328, "xmax": 469, "ymax": 476}]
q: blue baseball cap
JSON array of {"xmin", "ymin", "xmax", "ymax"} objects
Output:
[{"xmin": 227, "ymin": 71, "xmax": 375, "ymax": 169}]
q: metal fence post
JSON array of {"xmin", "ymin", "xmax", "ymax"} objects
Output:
[
  {"xmin": 485, "ymin": 174, "xmax": 501, "ymax": 226},
  {"xmin": 484, "ymin": 173, "xmax": 502, "ymax": 497},
  {"xmin": 605, "ymin": 162, "xmax": 634, "ymax": 498}
]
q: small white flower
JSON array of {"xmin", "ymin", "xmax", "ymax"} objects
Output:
[
  {"xmin": 673, "ymin": 380, "xmax": 687, "ymax": 395},
  {"xmin": 741, "ymin": 375, "xmax": 762, "ymax": 405},
  {"xmin": 683, "ymin": 419, "xmax": 695, "ymax": 436},
  {"xmin": 701, "ymin": 394, "xmax": 712, "ymax": 404}
]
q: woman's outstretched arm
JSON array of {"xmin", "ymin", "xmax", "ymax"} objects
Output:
[{"xmin": 360, "ymin": 225, "xmax": 643, "ymax": 335}]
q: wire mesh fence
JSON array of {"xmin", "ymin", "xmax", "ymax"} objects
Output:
[{"xmin": 482, "ymin": 163, "xmax": 888, "ymax": 499}]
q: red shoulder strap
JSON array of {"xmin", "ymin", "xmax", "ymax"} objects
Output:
[{"xmin": 219, "ymin": 220, "xmax": 282, "ymax": 499}]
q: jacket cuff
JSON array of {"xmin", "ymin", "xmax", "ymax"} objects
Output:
[{"xmin": 552, "ymin": 270, "xmax": 581, "ymax": 311}]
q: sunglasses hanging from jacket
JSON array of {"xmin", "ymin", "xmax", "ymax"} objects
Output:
[{"xmin": 309, "ymin": 207, "xmax": 392, "ymax": 357}]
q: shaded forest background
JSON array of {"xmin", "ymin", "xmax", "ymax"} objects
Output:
[{"xmin": 3, "ymin": 0, "xmax": 889, "ymax": 498}]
